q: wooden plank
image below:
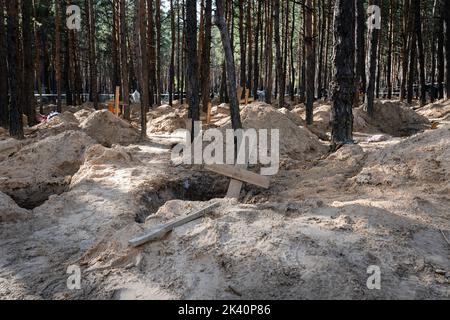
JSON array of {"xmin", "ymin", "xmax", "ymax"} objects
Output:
[
  {"xmin": 129, "ymin": 202, "xmax": 220, "ymax": 247},
  {"xmin": 206, "ymin": 102, "xmax": 212, "ymax": 124},
  {"xmin": 205, "ymin": 164, "xmax": 270, "ymax": 189},
  {"xmin": 115, "ymin": 86, "xmax": 120, "ymax": 116}
]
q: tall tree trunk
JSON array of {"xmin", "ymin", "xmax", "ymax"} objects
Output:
[
  {"xmin": 365, "ymin": 0, "xmax": 380, "ymax": 117},
  {"xmin": 414, "ymin": 0, "xmax": 426, "ymax": 106},
  {"xmin": 215, "ymin": 0, "xmax": 242, "ymax": 130},
  {"xmin": 406, "ymin": 0, "xmax": 417, "ymax": 104},
  {"xmin": 54, "ymin": 0, "xmax": 62, "ymax": 112},
  {"xmin": 22, "ymin": 0, "xmax": 36, "ymax": 126},
  {"xmin": 201, "ymin": 0, "xmax": 212, "ymax": 113},
  {"xmin": 238, "ymin": 0, "xmax": 246, "ymax": 92},
  {"xmin": 155, "ymin": 0, "xmax": 162, "ymax": 106},
  {"xmin": 444, "ymin": 0, "xmax": 450, "ymax": 99},
  {"xmin": 86, "ymin": 0, "xmax": 98, "ymax": 109},
  {"xmin": 253, "ymin": 0, "xmax": 262, "ymax": 99},
  {"xmin": 120, "ymin": 0, "xmax": 130, "ymax": 120},
  {"xmin": 386, "ymin": 0, "xmax": 395, "ymax": 99},
  {"xmin": 331, "ymin": 0, "xmax": 355, "ymax": 146},
  {"xmin": 186, "ymin": 0, "xmax": 200, "ymax": 133},
  {"xmin": 400, "ymin": 0, "xmax": 411, "ymax": 101},
  {"xmin": 246, "ymin": 0, "xmax": 253, "ymax": 95},
  {"xmin": 169, "ymin": 0, "xmax": 175, "ymax": 106},
  {"xmin": 139, "ymin": 0, "xmax": 149, "ymax": 139},
  {"xmin": 305, "ymin": 0, "xmax": 316, "ymax": 124},
  {"xmin": 0, "ymin": 0, "xmax": 9, "ymax": 128},
  {"xmin": 274, "ymin": 0, "xmax": 282, "ymax": 107},
  {"xmin": 355, "ymin": 0, "xmax": 366, "ymax": 97},
  {"xmin": 7, "ymin": 0, "xmax": 23, "ymax": 138}
]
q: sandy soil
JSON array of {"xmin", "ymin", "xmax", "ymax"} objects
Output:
[{"xmin": 0, "ymin": 100, "xmax": 448, "ymax": 300}]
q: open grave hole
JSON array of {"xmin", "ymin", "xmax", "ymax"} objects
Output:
[{"xmin": 134, "ymin": 172, "xmax": 229, "ymax": 223}]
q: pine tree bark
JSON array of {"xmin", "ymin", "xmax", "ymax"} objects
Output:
[
  {"xmin": 331, "ymin": 0, "xmax": 355, "ymax": 146},
  {"xmin": 7, "ymin": 0, "xmax": 23, "ymax": 138},
  {"xmin": 274, "ymin": 0, "xmax": 282, "ymax": 107},
  {"xmin": 186, "ymin": 0, "xmax": 200, "ymax": 131},
  {"xmin": 54, "ymin": 0, "xmax": 62, "ymax": 112},
  {"xmin": 200, "ymin": 0, "xmax": 212, "ymax": 113},
  {"xmin": 120, "ymin": 0, "xmax": 130, "ymax": 120},
  {"xmin": 414, "ymin": 0, "xmax": 426, "ymax": 106},
  {"xmin": 0, "ymin": 0, "xmax": 9, "ymax": 128},
  {"xmin": 305, "ymin": 0, "xmax": 316, "ymax": 124},
  {"xmin": 215, "ymin": 0, "xmax": 242, "ymax": 130},
  {"xmin": 139, "ymin": 0, "xmax": 149, "ymax": 139},
  {"xmin": 365, "ymin": 0, "xmax": 380, "ymax": 117},
  {"xmin": 355, "ymin": 0, "xmax": 366, "ymax": 96},
  {"xmin": 253, "ymin": 0, "xmax": 262, "ymax": 99},
  {"xmin": 444, "ymin": 0, "xmax": 450, "ymax": 99},
  {"xmin": 85, "ymin": 0, "xmax": 98, "ymax": 109},
  {"xmin": 155, "ymin": 0, "xmax": 162, "ymax": 106},
  {"xmin": 22, "ymin": 0, "xmax": 36, "ymax": 126},
  {"xmin": 169, "ymin": 0, "xmax": 176, "ymax": 106}
]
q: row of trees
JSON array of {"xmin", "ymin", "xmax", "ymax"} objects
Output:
[{"xmin": 0, "ymin": 0, "xmax": 449, "ymax": 143}]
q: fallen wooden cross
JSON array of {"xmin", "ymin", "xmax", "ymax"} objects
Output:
[
  {"xmin": 205, "ymin": 164, "xmax": 270, "ymax": 198},
  {"xmin": 129, "ymin": 202, "xmax": 220, "ymax": 247}
]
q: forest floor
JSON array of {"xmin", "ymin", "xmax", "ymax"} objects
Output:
[{"xmin": 0, "ymin": 98, "xmax": 449, "ymax": 300}]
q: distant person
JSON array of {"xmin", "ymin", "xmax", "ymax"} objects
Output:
[{"xmin": 130, "ymin": 90, "xmax": 141, "ymax": 104}]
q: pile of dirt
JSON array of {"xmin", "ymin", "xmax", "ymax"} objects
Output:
[
  {"xmin": 416, "ymin": 99, "xmax": 450, "ymax": 120},
  {"xmin": 148, "ymin": 105, "xmax": 173, "ymax": 118},
  {"xmin": 221, "ymin": 102, "xmax": 328, "ymax": 162},
  {"xmin": 354, "ymin": 125, "xmax": 450, "ymax": 187},
  {"xmin": 0, "ymin": 191, "xmax": 29, "ymax": 223},
  {"xmin": 74, "ymin": 108, "xmax": 95, "ymax": 123},
  {"xmin": 0, "ymin": 130, "xmax": 95, "ymax": 208},
  {"xmin": 81, "ymin": 110, "xmax": 140, "ymax": 147},
  {"xmin": 356, "ymin": 100, "xmax": 430, "ymax": 136},
  {"xmin": 27, "ymin": 112, "xmax": 80, "ymax": 139},
  {"xmin": 148, "ymin": 113, "xmax": 186, "ymax": 134}
]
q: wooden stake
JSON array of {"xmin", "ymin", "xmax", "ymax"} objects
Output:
[
  {"xmin": 115, "ymin": 86, "xmax": 120, "ymax": 116},
  {"xmin": 129, "ymin": 202, "xmax": 220, "ymax": 247},
  {"xmin": 206, "ymin": 102, "xmax": 212, "ymax": 124}
]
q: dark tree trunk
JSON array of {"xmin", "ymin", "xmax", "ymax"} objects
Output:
[
  {"xmin": 22, "ymin": 0, "xmax": 36, "ymax": 126},
  {"xmin": 331, "ymin": 0, "xmax": 355, "ymax": 146},
  {"xmin": 238, "ymin": 0, "xmax": 246, "ymax": 92},
  {"xmin": 120, "ymin": 0, "xmax": 130, "ymax": 120},
  {"xmin": 186, "ymin": 0, "xmax": 200, "ymax": 131},
  {"xmin": 155, "ymin": 0, "xmax": 162, "ymax": 106},
  {"xmin": 305, "ymin": 0, "xmax": 316, "ymax": 125},
  {"xmin": 215, "ymin": 0, "xmax": 242, "ymax": 131},
  {"xmin": 139, "ymin": 0, "xmax": 149, "ymax": 139},
  {"xmin": 201, "ymin": 0, "xmax": 212, "ymax": 113},
  {"xmin": 246, "ymin": 0, "xmax": 253, "ymax": 95},
  {"xmin": 253, "ymin": 0, "xmax": 262, "ymax": 99},
  {"xmin": 444, "ymin": 0, "xmax": 450, "ymax": 99},
  {"xmin": 400, "ymin": 0, "xmax": 411, "ymax": 101},
  {"xmin": 355, "ymin": 0, "xmax": 366, "ymax": 96},
  {"xmin": 0, "ymin": 0, "xmax": 9, "ymax": 128},
  {"xmin": 274, "ymin": 0, "xmax": 282, "ymax": 107},
  {"xmin": 414, "ymin": 0, "xmax": 426, "ymax": 106},
  {"xmin": 54, "ymin": 0, "xmax": 62, "ymax": 112},
  {"xmin": 7, "ymin": 0, "xmax": 23, "ymax": 138},
  {"xmin": 365, "ymin": 0, "xmax": 380, "ymax": 117},
  {"xmin": 386, "ymin": 0, "xmax": 395, "ymax": 99},
  {"xmin": 86, "ymin": 0, "xmax": 98, "ymax": 109}
]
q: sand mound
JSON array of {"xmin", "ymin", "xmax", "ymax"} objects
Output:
[
  {"xmin": 0, "ymin": 191, "xmax": 30, "ymax": 223},
  {"xmin": 81, "ymin": 110, "xmax": 140, "ymax": 147},
  {"xmin": 417, "ymin": 99, "xmax": 450, "ymax": 120},
  {"xmin": 221, "ymin": 102, "xmax": 328, "ymax": 161},
  {"xmin": 148, "ymin": 113, "xmax": 186, "ymax": 134},
  {"xmin": 0, "ymin": 131, "xmax": 95, "ymax": 208},
  {"xmin": 357, "ymin": 100, "xmax": 430, "ymax": 136},
  {"xmin": 74, "ymin": 108, "xmax": 95, "ymax": 123},
  {"xmin": 27, "ymin": 112, "xmax": 80, "ymax": 139},
  {"xmin": 354, "ymin": 125, "xmax": 450, "ymax": 187},
  {"xmin": 148, "ymin": 104, "xmax": 173, "ymax": 118}
]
